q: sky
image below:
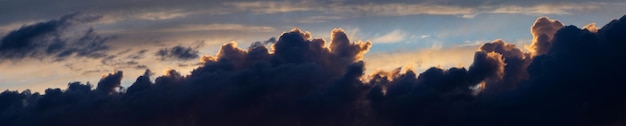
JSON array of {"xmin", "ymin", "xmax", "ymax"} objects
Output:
[
  {"xmin": 2, "ymin": 0, "xmax": 625, "ymax": 92},
  {"xmin": 2, "ymin": 0, "xmax": 626, "ymax": 125}
]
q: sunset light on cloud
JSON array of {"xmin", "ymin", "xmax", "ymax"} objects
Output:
[{"xmin": 2, "ymin": 0, "xmax": 626, "ymax": 125}]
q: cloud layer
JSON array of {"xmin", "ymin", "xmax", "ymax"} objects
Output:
[{"xmin": 2, "ymin": 15, "xmax": 626, "ymax": 126}]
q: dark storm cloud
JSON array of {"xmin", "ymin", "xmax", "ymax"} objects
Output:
[
  {"xmin": 3, "ymin": 15, "xmax": 626, "ymax": 126},
  {"xmin": 0, "ymin": 13, "xmax": 111, "ymax": 61},
  {"xmin": 126, "ymin": 69, "xmax": 153, "ymax": 95},
  {"xmin": 155, "ymin": 45, "xmax": 200, "ymax": 61},
  {"xmin": 365, "ymin": 50, "xmax": 505, "ymax": 125},
  {"xmin": 480, "ymin": 16, "xmax": 626, "ymax": 126},
  {"xmin": 95, "ymin": 71, "xmax": 123, "ymax": 94},
  {"xmin": 478, "ymin": 39, "xmax": 532, "ymax": 93}
]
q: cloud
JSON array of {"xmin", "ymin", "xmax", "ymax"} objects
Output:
[
  {"xmin": 489, "ymin": 3, "xmax": 600, "ymax": 15},
  {"xmin": 91, "ymin": 49, "xmax": 152, "ymax": 74},
  {"xmin": 369, "ymin": 29, "xmax": 407, "ymax": 44},
  {"xmin": 155, "ymin": 45, "xmax": 200, "ymax": 61},
  {"xmin": 294, "ymin": 16, "xmax": 346, "ymax": 23},
  {"xmin": 95, "ymin": 71, "xmax": 123, "ymax": 94},
  {"xmin": 126, "ymin": 69, "xmax": 153, "ymax": 95},
  {"xmin": 493, "ymin": 15, "xmax": 626, "ymax": 125},
  {"xmin": 325, "ymin": 2, "xmax": 602, "ymax": 18},
  {"xmin": 333, "ymin": 3, "xmax": 477, "ymax": 17},
  {"xmin": 226, "ymin": 1, "xmax": 316, "ymax": 14},
  {"xmin": 126, "ymin": 49, "xmax": 148, "ymax": 60},
  {"xmin": 3, "ymin": 15, "xmax": 626, "ymax": 126},
  {"xmin": 526, "ymin": 16, "xmax": 564, "ymax": 56},
  {"xmin": 96, "ymin": 9, "xmax": 196, "ymax": 24},
  {"xmin": 135, "ymin": 10, "xmax": 191, "ymax": 20},
  {"xmin": 250, "ymin": 37, "xmax": 277, "ymax": 46},
  {"xmin": 419, "ymin": 35, "xmax": 430, "ymax": 39},
  {"xmin": 0, "ymin": 13, "xmax": 111, "ymax": 61},
  {"xmin": 156, "ymin": 24, "xmax": 276, "ymax": 33},
  {"xmin": 0, "ymin": 20, "xmax": 38, "ymax": 35},
  {"xmin": 477, "ymin": 39, "xmax": 532, "ymax": 93},
  {"xmin": 0, "ymin": 0, "xmax": 620, "ymax": 31}
]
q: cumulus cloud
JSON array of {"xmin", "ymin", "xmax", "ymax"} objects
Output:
[
  {"xmin": 526, "ymin": 16, "xmax": 564, "ymax": 56},
  {"xmin": 3, "ymin": 15, "xmax": 626, "ymax": 126},
  {"xmin": 95, "ymin": 71, "xmax": 123, "ymax": 94},
  {"xmin": 477, "ymin": 39, "xmax": 532, "ymax": 93}
]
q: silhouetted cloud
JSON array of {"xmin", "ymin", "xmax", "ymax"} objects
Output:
[
  {"xmin": 478, "ymin": 39, "xmax": 531, "ymax": 93},
  {"xmin": 507, "ymin": 15, "xmax": 626, "ymax": 125},
  {"xmin": 155, "ymin": 45, "xmax": 200, "ymax": 61},
  {"xmin": 95, "ymin": 71, "xmax": 123, "ymax": 94},
  {"xmin": 2, "ymin": 15, "xmax": 626, "ymax": 126},
  {"xmin": 527, "ymin": 16, "xmax": 564, "ymax": 56},
  {"xmin": 126, "ymin": 69, "xmax": 152, "ymax": 95}
]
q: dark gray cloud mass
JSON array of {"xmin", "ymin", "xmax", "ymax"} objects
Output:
[
  {"xmin": 155, "ymin": 45, "xmax": 200, "ymax": 61},
  {"xmin": 0, "ymin": 13, "xmax": 110, "ymax": 61},
  {"xmin": 2, "ymin": 15, "xmax": 626, "ymax": 126},
  {"xmin": 95, "ymin": 71, "xmax": 123, "ymax": 95},
  {"xmin": 478, "ymin": 39, "xmax": 532, "ymax": 93}
]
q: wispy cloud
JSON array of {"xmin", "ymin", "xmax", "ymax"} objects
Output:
[
  {"xmin": 335, "ymin": 3, "xmax": 477, "ymax": 17},
  {"xmin": 135, "ymin": 10, "xmax": 191, "ymax": 20},
  {"xmin": 295, "ymin": 16, "xmax": 346, "ymax": 23},
  {"xmin": 369, "ymin": 29, "xmax": 408, "ymax": 44},
  {"xmin": 489, "ymin": 3, "xmax": 599, "ymax": 15},
  {"xmin": 223, "ymin": 1, "xmax": 605, "ymax": 18},
  {"xmin": 335, "ymin": 2, "xmax": 601, "ymax": 18},
  {"xmin": 156, "ymin": 24, "xmax": 276, "ymax": 32},
  {"xmin": 226, "ymin": 1, "xmax": 316, "ymax": 14},
  {"xmin": 97, "ymin": 10, "xmax": 201, "ymax": 24}
]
